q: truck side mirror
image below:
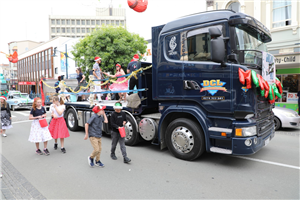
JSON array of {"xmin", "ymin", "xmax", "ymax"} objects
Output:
[{"xmin": 209, "ymin": 27, "xmax": 225, "ymax": 65}]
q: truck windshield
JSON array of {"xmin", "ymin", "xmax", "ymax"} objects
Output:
[{"xmin": 234, "ymin": 25, "xmax": 268, "ymax": 68}]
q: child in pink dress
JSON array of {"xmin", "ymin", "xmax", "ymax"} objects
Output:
[
  {"xmin": 48, "ymin": 96, "xmax": 70, "ymax": 153},
  {"xmin": 104, "ymin": 64, "xmax": 128, "ymax": 101}
]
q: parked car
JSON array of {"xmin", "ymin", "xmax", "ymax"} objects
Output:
[
  {"xmin": 273, "ymin": 106, "xmax": 300, "ymax": 131},
  {"xmin": 7, "ymin": 93, "xmax": 34, "ymax": 111}
]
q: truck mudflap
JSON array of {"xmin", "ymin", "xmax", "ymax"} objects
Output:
[{"xmin": 231, "ymin": 128, "xmax": 275, "ymax": 155}]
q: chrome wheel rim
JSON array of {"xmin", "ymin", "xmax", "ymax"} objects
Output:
[
  {"xmin": 171, "ymin": 126, "xmax": 194, "ymax": 154},
  {"xmin": 68, "ymin": 112, "xmax": 75, "ymax": 128},
  {"xmin": 125, "ymin": 121, "xmax": 133, "ymax": 141}
]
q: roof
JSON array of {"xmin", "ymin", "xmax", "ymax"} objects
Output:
[{"xmin": 8, "ymin": 40, "xmax": 42, "ymax": 45}]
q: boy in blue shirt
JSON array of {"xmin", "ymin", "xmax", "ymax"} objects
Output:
[{"xmin": 84, "ymin": 105, "xmax": 108, "ymax": 167}]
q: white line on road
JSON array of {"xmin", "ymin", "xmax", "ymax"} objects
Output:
[
  {"xmin": 235, "ymin": 156, "xmax": 300, "ymax": 170},
  {"xmin": 14, "ymin": 111, "xmax": 30, "ymax": 116},
  {"xmin": 12, "ymin": 117, "xmax": 51, "ymax": 124}
]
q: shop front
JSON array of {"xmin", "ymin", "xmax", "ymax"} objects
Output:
[{"xmin": 275, "ymin": 53, "xmax": 300, "ymax": 112}]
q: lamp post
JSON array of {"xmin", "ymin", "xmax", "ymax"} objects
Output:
[{"xmin": 52, "ymin": 44, "xmax": 74, "ymax": 79}]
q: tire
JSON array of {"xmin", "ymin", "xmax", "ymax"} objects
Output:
[
  {"xmin": 165, "ymin": 118, "xmax": 205, "ymax": 161},
  {"xmin": 274, "ymin": 117, "xmax": 281, "ymax": 131},
  {"xmin": 66, "ymin": 109, "xmax": 79, "ymax": 131},
  {"xmin": 124, "ymin": 114, "xmax": 140, "ymax": 146}
]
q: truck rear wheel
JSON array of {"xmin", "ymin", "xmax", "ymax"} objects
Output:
[
  {"xmin": 165, "ymin": 118, "xmax": 205, "ymax": 161},
  {"xmin": 124, "ymin": 114, "xmax": 139, "ymax": 146},
  {"xmin": 66, "ymin": 109, "xmax": 79, "ymax": 131}
]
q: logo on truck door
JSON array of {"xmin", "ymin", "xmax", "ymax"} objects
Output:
[
  {"xmin": 200, "ymin": 80, "xmax": 227, "ymax": 95},
  {"xmin": 169, "ymin": 36, "xmax": 178, "ymax": 56}
]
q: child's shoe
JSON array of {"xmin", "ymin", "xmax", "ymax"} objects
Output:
[
  {"xmin": 43, "ymin": 149, "xmax": 50, "ymax": 156},
  {"xmin": 124, "ymin": 156, "xmax": 131, "ymax": 163},
  {"xmin": 54, "ymin": 143, "xmax": 58, "ymax": 150},
  {"xmin": 36, "ymin": 149, "xmax": 43, "ymax": 155},
  {"xmin": 95, "ymin": 160, "xmax": 104, "ymax": 167},
  {"xmin": 61, "ymin": 148, "xmax": 66, "ymax": 154},
  {"xmin": 110, "ymin": 153, "xmax": 117, "ymax": 160},
  {"xmin": 88, "ymin": 156, "xmax": 94, "ymax": 167}
]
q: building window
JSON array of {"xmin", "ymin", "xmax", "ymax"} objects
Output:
[
  {"xmin": 57, "ymin": 28, "xmax": 60, "ymax": 33},
  {"xmin": 276, "ymin": 74, "xmax": 300, "ymax": 102},
  {"xmin": 66, "ymin": 19, "xmax": 70, "ymax": 25},
  {"xmin": 72, "ymin": 36, "xmax": 75, "ymax": 38},
  {"xmin": 111, "ymin": 20, "xmax": 114, "ymax": 25},
  {"xmin": 56, "ymin": 19, "xmax": 60, "ymax": 25},
  {"xmin": 273, "ymin": 0, "xmax": 292, "ymax": 28},
  {"xmin": 86, "ymin": 20, "xmax": 90, "ymax": 25},
  {"xmin": 96, "ymin": 20, "xmax": 100, "ymax": 25},
  {"xmin": 62, "ymin": 19, "xmax": 65, "ymax": 25},
  {"xmin": 76, "ymin": 20, "xmax": 80, "ymax": 25},
  {"xmin": 106, "ymin": 20, "xmax": 110, "ymax": 25},
  {"xmin": 77, "ymin": 28, "xmax": 80, "ymax": 33},
  {"xmin": 121, "ymin": 20, "xmax": 124, "ymax": 26},
  {"xmin": 116, "ymin": 20, "xmax": 119, "ymax": 25},
  {"xmin": 72, "ymin": 28, "xmax": 75, "ymax": 33},
  {"xmin": 91, "ymin": 20, "xmax": 95, "ymax": 25},
  {"xmin": 81, "ymin": 20, "xmax": 85, "ymax": 25},
  {"xmin": 87, "ymin": 28, "xmax": 90, "ymax": 33},
  {"xmin": 62, "ymin": 28, "xmax": 65, "ymax": 33},
  {"xmin": 51, "ymin": 27, "xmax": 55, "ymax": 33},
  {"xmin": 269, "ymin": 50, "xmax": 279, "ymax": 55},
  {"xmin": 55, "ymin": 67, "xmax": 58, "ymax": 74},
  {"xmin": 92, "ymin": 28, "xmax": 95, "ymax": 32},
  {"xmin": 82, "ymin": 28, "xmax": 85, "ymax": 33},
  {"xmin": 67, "ymin": 28, "xmax": 70, "ymax": 33},
  {"xmin": 51, "ymin": 19, "xmax": 55, "ymax": 25},
  {"xmin": 72, "ymin": 20, "xmax": 75, "ymax": 25},
  {"xmin": 52, "ymin": 36, "xmax": 55, "ymax": 39},
  {"xmin": 101, "ymin": 20, "xmax": 105, "ymax": 25}
]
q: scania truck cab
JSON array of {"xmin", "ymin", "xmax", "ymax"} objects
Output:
[{"xmin": 63, "ymin": 10, "xmax": 276, "ymax": 161}]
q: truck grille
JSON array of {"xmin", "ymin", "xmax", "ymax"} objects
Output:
[{"xmin": 256, "ymin": 95, "xmax": 274, "ymax": 137}]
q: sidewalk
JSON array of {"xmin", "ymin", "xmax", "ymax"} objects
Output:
[{"xmin": 1, "ymin": 154, "xmax": 46, "ymax": 200}]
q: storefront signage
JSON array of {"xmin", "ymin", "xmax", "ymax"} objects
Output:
[
  {"xmin": 275, "ymin": 55, "xmax": 298, "ymax": 64},
  {"xmin": 18, "ymin": 82, "xmax": 36, "ymax": 85},
  {"xmin": 286, "ymin": 92, "xmax": 298, "ymax": 103}
]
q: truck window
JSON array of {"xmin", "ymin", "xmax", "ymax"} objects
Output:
[
  {"xmin": 186, "ymin": 25, "xmax": 223, "ymax": 62},
  {"xmin": 165, "ymin": 34, "xmax": 181, "ymax": 60}
]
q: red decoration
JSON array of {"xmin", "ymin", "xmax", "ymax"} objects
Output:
[
  {"xmin": 275, "ymin": 79, "xmax": 283, "ymax": 94},
  {"xmin": 257, "ymin": 74, "xmax": 269, "ymax": 98},
  {"xmin": 128, "ymin": 0, "xmax": 148, "ymax": 13},
  {"xmin": 238, "ymin": 68, "xmax": 252, "ymax": 89}
]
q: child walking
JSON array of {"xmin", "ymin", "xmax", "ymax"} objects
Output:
[
  {"xmin": 0, "ymin": 96, "xmax": 12, "ymax": 137},
  {"xmin": 110, "ymin": 102, "xmax": 131, "ymax": 163},
  {"xmin": 84, "ymin": 105, "xmax": 108, "ymax": 167},
  {"xmin": 48, "ymin": 96, "xmax": 70, "ymax": 153},
  {"xmin": 28, "ymin": 98, "xmax": 52, "ymax": 155}
]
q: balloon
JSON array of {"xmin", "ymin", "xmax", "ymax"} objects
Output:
[
  {"xmin": 275, "ymin": 79, "xmax": 283, "ymax": 94},
  {"xmin": 238, "ymin": 68, "xmax": 252, "ymax": 89},
  {"xmin": 128, "ymin": 0, "xmax": 148, "ymax": 13},
  {"xmin": 251, "ymin": 70, "xmax": 259, "ymax": 88},
  {"xmin": 273, "ymin": 84, "xmax": 282, "ymax": 99}
]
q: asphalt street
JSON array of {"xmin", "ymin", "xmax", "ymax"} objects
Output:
[{"xmin": 1, "ymin": 109, "xmax": 299, "ymax": 199}]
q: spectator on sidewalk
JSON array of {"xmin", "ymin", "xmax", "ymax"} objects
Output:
[{"xmin": 0, "ymin": 96, "xmax": 12, "ymax": 137}]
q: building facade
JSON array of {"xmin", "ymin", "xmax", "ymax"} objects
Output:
[
  {"xmin": 17, "ymin": 37, "xmax": 79, "ymax": 94},
  {"xmin": 49, "ymin": 7, "xmax": 126, "ymax": 39},
  {"xmin": 7, "ymin": 40, "xmax": 42, "ymax": 89},
  {"xmin": 207, "ymin": 0, "xmax": 300, "ymax": 111}
]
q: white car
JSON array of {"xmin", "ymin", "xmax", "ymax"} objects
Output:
[{"xmin": 273, "ymin": 106, "xmax": 300, "ymax": 131}]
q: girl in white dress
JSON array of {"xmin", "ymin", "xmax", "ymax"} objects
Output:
[{"xmin": 28, "ymin": 98, "xmax": 52, "ymax": 155}]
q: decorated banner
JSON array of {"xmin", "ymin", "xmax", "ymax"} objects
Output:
[
  {"xmin": 262, "ymin": 52, "xmax": 276, "ymax": 85},
  {"xmin": 60, "ymin": 52, "xmax": 68, "ymax": 72}
]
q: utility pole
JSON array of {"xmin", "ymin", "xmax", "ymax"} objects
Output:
[{"xmin": 65, "ymin": 44, "xmax": 68, "ymax": 79}]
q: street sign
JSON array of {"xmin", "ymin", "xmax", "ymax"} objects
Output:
[{"xmin": 18, "ymin": 82, "xmax": 36, "ymax": 85}]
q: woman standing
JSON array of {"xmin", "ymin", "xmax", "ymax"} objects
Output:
[
  {"xmin": 28, "ymin": 98, "xmax": 52, "ymax": 155},
  {"xmin": 0, "ymin": 96, "xmax": 12, "ymax": 137},
  {"xmin": 103, "ymin": 64, "xmax": 129, "ymax": 101},
  {"xmin": 75, "ymin": 67, "xmax": 86, "ymax": 101}
]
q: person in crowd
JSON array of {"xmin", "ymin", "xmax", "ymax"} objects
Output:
[
  {"xmin": 127, "ymin": 54, "xmax": 139, "ymax": 95},
  {"xmin": 28, "ymin": 98, "xmax": 52, "ymax": 155},
  {"xmin": 75, "ymin": 67, "xmax": 87, "ymax": 101},
  {"xmin": 298, "ymin": 90, "xmax": 300, "ymax": 116},
  {"xmin": 48, "ymin": 96, "xmax": 70, "ymax": 153},
  {"xmin": 0, "ymin": 96, "xmax": 12, "ymax": 137},
  {"xmin": 103, "ymin": 64, "xmax": 129, "ymax": 102},
  {"xmin": 84, "ymin": 105, "xmax": 108, "ymax": 167},
  {"xmin": 110, "ymin": 102, "xmax": 131, "ymax": 163},
  {"xmin": 54, "ymin": 76, "xmax": 61, "ymax": 94},
  {"xmin": 93, "ymin": 56, "xmax": 103, "ymax": 102}
]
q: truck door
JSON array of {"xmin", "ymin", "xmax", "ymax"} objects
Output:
[{"xmin": 182, "ymin": 24, "xmax": 233, "ymax": 113}]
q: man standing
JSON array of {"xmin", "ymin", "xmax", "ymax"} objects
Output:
[
  {"xmin": 127, "ymin": 54, "xmax": 139, "ymax": 95},
  {"xmin": 93, "ymin": 56, "xmax": 103, "ymax": 102}
]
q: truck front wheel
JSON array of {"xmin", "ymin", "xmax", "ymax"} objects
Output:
[
  {"xmin": 124, "ymin": 114, "xmax": 139, "ymax": 146},
  {"xmin": 165, "ymin": 118, "xmax": 205, "ymax": 161},
  {"xmin": 66, "ymin": 109, "xmax": 79, "ymax": 131}
]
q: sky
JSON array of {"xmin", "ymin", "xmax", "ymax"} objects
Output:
[{"xmin": 0, "ymin": 0, "xmax": 206, "ymax": 64}]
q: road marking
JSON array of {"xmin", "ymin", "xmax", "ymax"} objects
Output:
[
  {"xmin": 235, "ymin": 156, "xmax": 300, "ymax": 170},
  {"xmin": 12, "ymin": 117, "xmax": 51, "ymax": 124},
  {"xmin": 14, "ymin": 111, "xmax": 30, "ymax": 116}
]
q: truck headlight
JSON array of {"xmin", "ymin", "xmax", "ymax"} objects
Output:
[{"xmin": 235, "ymin": 126, "xmax": 257, "ymax": 137}]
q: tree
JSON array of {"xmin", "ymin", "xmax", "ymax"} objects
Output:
[{"xmin": 71, "ymin": 26, "xmax": 148, "ymax": 79}]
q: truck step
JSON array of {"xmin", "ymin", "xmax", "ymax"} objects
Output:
[{"xmin": 210, "ymin": 147, "xmax": 232, "ymax": 154}]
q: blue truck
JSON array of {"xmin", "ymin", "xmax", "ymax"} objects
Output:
[
  {"xmin": 63, "ymin": 10, "xmax": 275, "ymax": 160},
  {"xmin": 0, "ymin": 73, "xmax": 9, "ymax": 97}
]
